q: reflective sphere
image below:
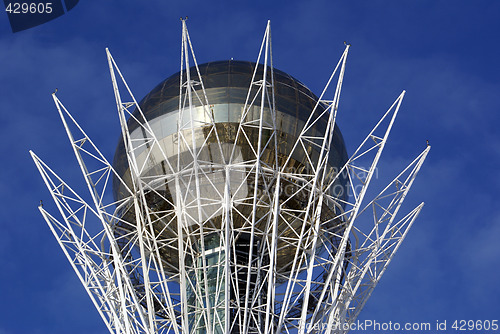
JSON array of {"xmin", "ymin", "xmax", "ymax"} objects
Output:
[{"xmin": 112, "ymin": 60, "xmax": 348, "ymax": 277}]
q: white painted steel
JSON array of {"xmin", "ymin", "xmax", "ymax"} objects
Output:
[{"xmin": 31, "ymin": 20, "xmax": 429, "ymax": 334}]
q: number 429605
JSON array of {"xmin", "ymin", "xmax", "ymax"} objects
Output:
[
  {"xmin": 5, "ymin": 2, "xmax": 53, "ymax": 14},
  {"xmin": 452, "ymin": 320, "xmax": 498, "ymax": 331}
]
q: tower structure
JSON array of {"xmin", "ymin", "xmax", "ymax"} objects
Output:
[{"xmin": 31, "ymin": 20, "xmax": 429, "ymax": 334}]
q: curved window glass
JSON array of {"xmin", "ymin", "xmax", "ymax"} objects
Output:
[{"xmin": 113, "ymin": 60, "xmax": 348, "ymax": 202}]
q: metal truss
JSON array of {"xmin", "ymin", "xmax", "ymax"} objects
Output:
[{"xmin": 31, "ymin": 20, "xmax": 429, "ymax": 334}]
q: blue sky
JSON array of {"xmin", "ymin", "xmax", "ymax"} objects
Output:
[{"xmin": 1, "ymin": 1, "xmax": 499, "ymax": 333}]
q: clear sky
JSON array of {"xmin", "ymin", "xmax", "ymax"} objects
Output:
[{"xmin": 1, "ymin": 1, "xmax": 499, "ymax": 333}]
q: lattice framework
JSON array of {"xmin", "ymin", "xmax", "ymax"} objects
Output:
[{"xmin": 31, "ymin": 20, "xmax": 429, "ymax": 334}]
